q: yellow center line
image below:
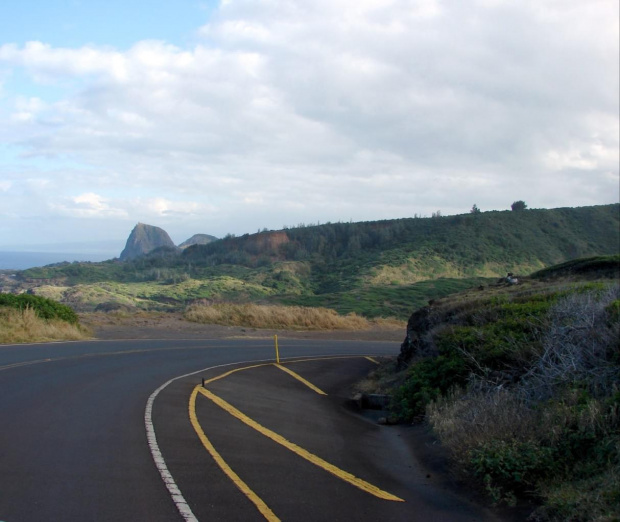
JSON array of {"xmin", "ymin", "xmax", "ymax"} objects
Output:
[
  {"xmin": 273, "ymin": 363, "xmax": 327, "ymax": 395},
  {"xmin": 200, "ymin": 355, "xmax": 380, "ymax": 387},
  {"xmin": 283, "ymin": 355, "xmax": 376, "ymax": 365},
  {"xmin": 196, "ymin": 386, "xmax": 404, "ymax": 503},
  {"xmin": 364, "ymin": 356, "xmax": 380, "ymax": 365},
  {"xmin": 189, "ymin": 386, "xmax": 281, "ymax": 522},
  {"xmin": 202, "ymin": 362, "xmax": 272, "ymax": 386}
]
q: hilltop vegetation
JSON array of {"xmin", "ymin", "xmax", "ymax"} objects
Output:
[
  {"xmin": 370, "ymin": 256, "xmax": 620, "ymax": 520},
  {"xmin": 3, "ymin": 204, "xmax": 619, "ymax": 318}
]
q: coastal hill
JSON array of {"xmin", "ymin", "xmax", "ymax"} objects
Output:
[{"xmin": 8, "ymin": 203, "xmax": 620, "ymax": 316}]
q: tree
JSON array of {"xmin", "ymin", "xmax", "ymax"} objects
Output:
[
  {"xmin": 511, "ymin": 200, "xmax": 527, "ymax": 211},
  {"xmin": 470, "ymin": 204, "xmax": 481, "ymax": 214}
]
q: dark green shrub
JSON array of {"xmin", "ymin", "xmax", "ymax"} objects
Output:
[
  {"xmin": 550, "ymin": 395, "xmax": 619, "ymax": 480},
  {"xmin": 392, "ymin": 348, "xmax": 468, "ymax": 419},
  {"xmin": 606, "ymin": 299, "xmax": 620, "ymax": 324},
  {"xmin": 0, "ymin": 294, "xmax": 78, "ymax": 324},
  {"xmin": 469, "ymin": 439, "xmax": 556, "ymax": 503}
]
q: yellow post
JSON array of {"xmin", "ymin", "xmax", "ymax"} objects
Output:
[{"xmin": 274, "ymin": 334, "xmax": 280, "ymax": 364}]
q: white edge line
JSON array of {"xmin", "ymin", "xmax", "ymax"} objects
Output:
[{"xmin": 145, "ymin": 352, "xmax": 386, "ymax": 521}]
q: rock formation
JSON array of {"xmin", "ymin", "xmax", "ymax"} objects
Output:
[
  {"xmin": 178, "ymin": 234, "xmax": 219, "ymax": 249},
  {"xmin": 119, "ymin": 223, "xmax": 178, "ymax": 261},
  {"xmin": 397, "ymin": 305, "xmax": 433, "ymax": 370}
]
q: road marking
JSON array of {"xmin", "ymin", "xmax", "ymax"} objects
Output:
[
  {"xmin": 146, "ymin": 381, "xmax": 200, "ymax": 522},
  {"xmin": 146, "ymin": 358, "xmax": 275, "ymax": 522},
  {"xmin": 196, "ymin": 386, "xmax": 404, "ymax": 502},
  {"xmin": 198, "ymin": 355, "xmax": 378, "ymax": 387},
  {"xmin": 284, "ymin": 355, "xmax": 377, "ymax": 365},
  {"xmin": 200, "ymin": 355, "xmax": 371, "ymax": 387},
  {"xmin": 190, "ymin": 386, "xmax": 281, "ymax": 522},
  {"xmin": 365, "ymin": 356, "xmax": 380, "ymax": 365},
  {"xmin": 146, "ymin": 353, "xmax": 390, "ymax": 521},
  {"xmin": 202, "ymin": 362, "xmax": 271, "ymax": 386},
  {"xmin": 0, "ymin": 358, "xmax": 52, "ymax": 371},
  {"xmin": 273, "ymin": 363, "xmax": 327, "ymax": 395},
  {"xmin": 0, "ymin": 344, "xmax": 249, "ymax": 373}
]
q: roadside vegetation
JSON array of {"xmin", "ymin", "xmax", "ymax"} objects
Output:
[
  {"xmin": 379, "ymin": 256, "xmax": 620, "ymax": 520},
  {"xmin": 0, "ymin": 294, "xmax": 91, "ymax": 343},
  {"xmin": 185, "ymin": 303, "xmax": 404, "ymax": 331}
]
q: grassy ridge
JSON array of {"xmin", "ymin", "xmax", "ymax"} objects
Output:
[{"xmin": 16, "ymin": 204, "xmax": 620, "ymax": 278}]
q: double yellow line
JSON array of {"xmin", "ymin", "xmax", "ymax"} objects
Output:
[{"xmin": 189, "ymin": 359, "xmax": 403, "ymax": 521}]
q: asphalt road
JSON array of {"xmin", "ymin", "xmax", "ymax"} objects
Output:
[{"xmin": 0, "ymin": 337, "xmax": 502, "ymax": 521}]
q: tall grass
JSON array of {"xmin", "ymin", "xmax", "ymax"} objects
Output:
[
  {"xmin": 185, "ymin": 303, "xmax": 403, "ymax": 330},
  {"xmin": 0, "ymin": 307, "xmax": 91, "ymax": 343}
]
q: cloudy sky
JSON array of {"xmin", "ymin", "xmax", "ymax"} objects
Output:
[{"xmin": 0, "ymin": 0, "xmax": 618, "ymax": 254}]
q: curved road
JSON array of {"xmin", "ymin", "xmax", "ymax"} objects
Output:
[{"xmin": 0, "ymin": 337, "xmax": 501, "ymax": 521}]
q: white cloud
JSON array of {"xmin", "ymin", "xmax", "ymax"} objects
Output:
[
  {"xmin": 0, "ymin": 0, "xmax": 617, "ymax": 245},
  {"xmin": 130, "ymin": 197, "xmax": 216, "ymax": 216},
  {"xmin": 9, "ymin": 96, "xmax": 47, "ymax": 122},
  {"xmin": 25, "ymin": 178, "xmax": 51, "ymax": 190},
  {"xmin": 51, "ymin": 192, "xmax": 127, "ymax": 218}
]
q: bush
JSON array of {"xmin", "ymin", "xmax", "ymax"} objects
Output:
[
  {"xmin": 511, "ymin": 200, "xmax": 528, "ymax": 211},
  {"xmin": 0, "ymin": 307, "xmax": 89, "ymax": 343},
  {"xmin": 424, "ymin": 285, "xmax": 620, "ymax": 517},
  {"xmin": 428, "ymin": 385, "xmax": 539, "ymax": 460},
  {"xmin": 0, "ymin": 293, "xmax": 79, "ymax": 324},
  {"xmin": 538, "ymin": 466, "xmax": 620, "ymax": 521},
  {"xmin": 391, "ymin": 348, "xmax": 468, "ymax": 419},
  {"xmin": 469, "ymin": 439, "xmax": 556, "ymax": 504},
  {"xmin": 519, "ymin": 285, "xmax": 620, "ymax": 402}
]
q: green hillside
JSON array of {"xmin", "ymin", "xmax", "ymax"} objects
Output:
[{"xmin": 7, "ymin": 204, "xmax": 619, "ymax": 316}]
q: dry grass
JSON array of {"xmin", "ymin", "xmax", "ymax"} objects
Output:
[
  {"xmin": 0, "ymin": 307, "xmax": 92, "ymax": 344},
  {"xmin": 427, "ymin": 386, "xmax": 538, "ymax": 462},
  {"xmin": 184, "ymin": 303, "xmax": 403, "ymax": 330},
  {"xmin": 368, "ymin": 316, "xmax": 407, "ymax": 329}
]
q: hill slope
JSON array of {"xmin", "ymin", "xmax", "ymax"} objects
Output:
[{"xmin": 6, "ymin": 204, "xmax": 619, "ymax": 315}]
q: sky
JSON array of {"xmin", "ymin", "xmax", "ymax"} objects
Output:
[{"xmin": 0, "ymin": 0, "xmax": 618, "ymax": 255}]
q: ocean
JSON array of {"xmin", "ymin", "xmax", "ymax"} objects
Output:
[{"xmin": 0, "ymin": 251, "xmax": 115, "ymax": 270}]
